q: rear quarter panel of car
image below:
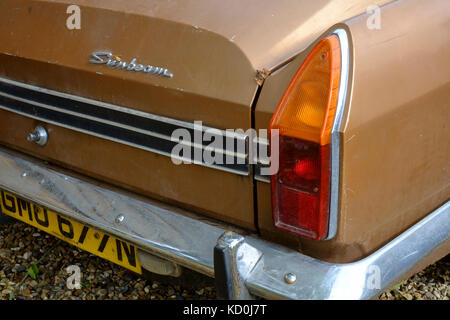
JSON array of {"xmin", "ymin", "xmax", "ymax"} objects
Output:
[{"xmin": 255, "ymin": 0, "xmax": 450, "ymax": 262}]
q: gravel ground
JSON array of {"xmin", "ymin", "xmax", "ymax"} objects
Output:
[
  {"xmin": 379, "ymin": 258, "xmax": 449, "ymax": 300},
  {"xmin": 0, "ymin": 220, "xmax": 448, "ymax": 300}
]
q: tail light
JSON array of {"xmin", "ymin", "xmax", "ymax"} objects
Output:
[{"xmin": 270, "ymin": 33, "xmax": 344, "ymax": 240}]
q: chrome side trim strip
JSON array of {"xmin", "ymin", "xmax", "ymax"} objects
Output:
[
  {"xmin": 0, "ymin": 77, "xmax": 249, "ymax": 175},
  {"xmin": 254, "ymin": 136, "xmax": 271, "ymax": 183},
  {"xmin": 254, "ymin": 163, "xmax": 271, "ymax": 183},
  {"xmin": 0, "ymin": 96, "xmax": 248, "ymax": 175},
  {"xmin": 0, "ymin": 90, "xmax": 241, "ymax": 158},
  {"xmin": 1, "ymin": 147, "xmax": 448, "ymax": 300},
  {"xmin": 0, "ymin": 77, "xmax": 249, "ymax": 136}
]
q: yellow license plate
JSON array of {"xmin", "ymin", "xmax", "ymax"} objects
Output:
[{"xmin": 0, "ymin": 189, "xmax": 141, "ymax": 274}]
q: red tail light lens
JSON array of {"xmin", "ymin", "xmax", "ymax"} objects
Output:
[
  {"xmin": 273, "ymin": 136, "xmax": 330, "ymax": 239},
  {"xmin": 270, "ymin": 35, "xmax": 341, "ymax": 240}
]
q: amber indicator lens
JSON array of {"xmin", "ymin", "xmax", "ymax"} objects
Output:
[
  {"xmin": 271, "ymin": 35, "xmax": 341, "ymax": 146},
  {"xmin": 270, "ymin": 35, "xmax": 341, "ymax": 240}
]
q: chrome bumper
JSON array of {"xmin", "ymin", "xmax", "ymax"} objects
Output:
[{"xmin": 0, "ymin": 147, "xmax": 448, "ymax": 299}]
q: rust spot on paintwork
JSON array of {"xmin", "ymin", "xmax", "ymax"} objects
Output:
[{"xmin": 255, "ymin": 68, "xmax": 271, "ymax": 86}]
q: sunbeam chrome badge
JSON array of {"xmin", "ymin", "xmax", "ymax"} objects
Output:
[{"xmin": 89, "ymin": 51, "xmax": 173, "ymax": 78}]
